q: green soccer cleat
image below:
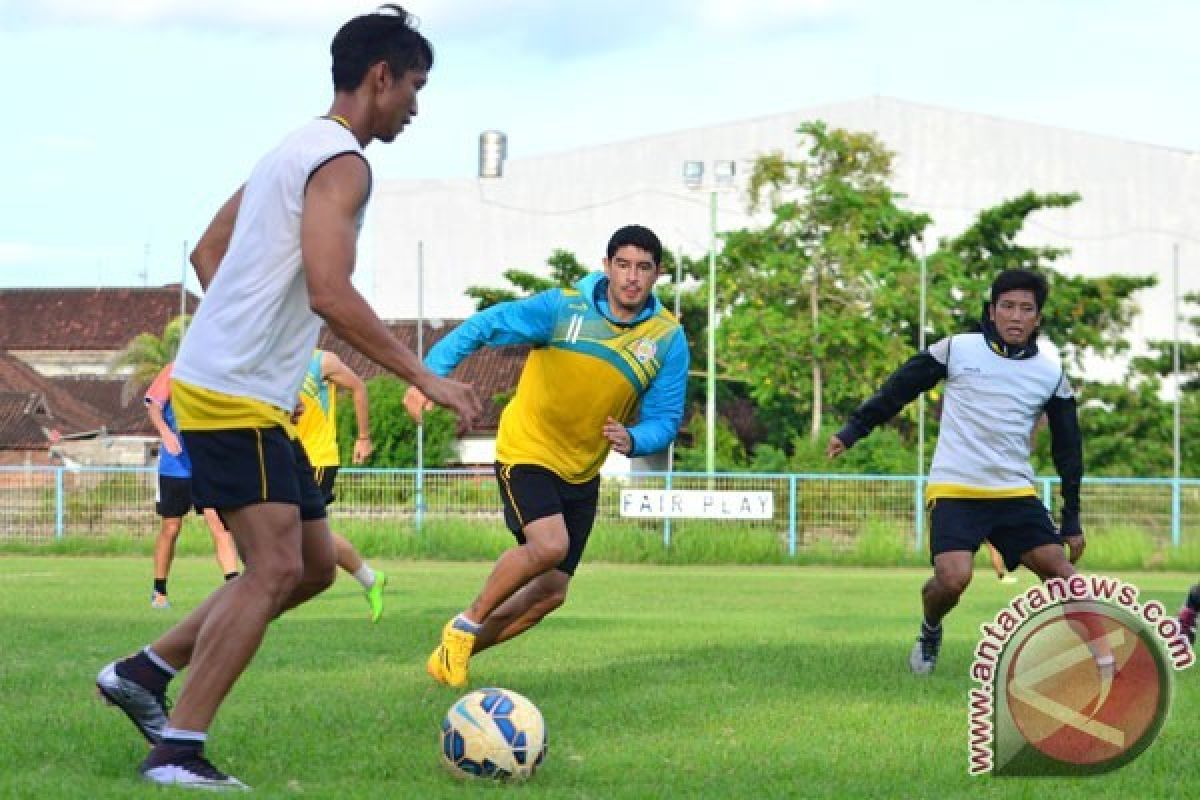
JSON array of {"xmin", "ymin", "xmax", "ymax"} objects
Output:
[{"xmin": 365, "ymin": 571, "xmax": 388, "ymax": 623}]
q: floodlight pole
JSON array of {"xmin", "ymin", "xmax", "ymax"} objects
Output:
[
  {"xmin": 416, "ymin": 241, "xmax": 425, "ymax": 533},
  {"xmin": 916, "ymin": 240, "xmax": 927, "ymax": 550},
  {"xmin": 706, "ymin": 189, "xmax": 717, "ymax": 477},
  {"xmin": 1172, "ymin": 242, "xmax": 1181, "ymax": 547}
]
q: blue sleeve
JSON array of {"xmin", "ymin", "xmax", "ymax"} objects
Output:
[
  {"xmin": 626, "ymin": 327, "xmax": 690, "ymax": 457},
  {"xmin": 425, "ymin": 290, "xmax": 560, "ymax": 376}
]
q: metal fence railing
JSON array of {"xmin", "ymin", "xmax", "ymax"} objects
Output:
[{"xmin": 1, "ymin": 467, "xmax": 1197, "ymax": 552}]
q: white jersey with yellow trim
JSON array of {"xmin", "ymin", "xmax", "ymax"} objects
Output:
[
  {"xmin": 926, "ymin": 332, "xmax": 1071, "ymax": 500},
  {"xmin": 174, "ymin": 118, "xmax": 368, "ymax": 419}
]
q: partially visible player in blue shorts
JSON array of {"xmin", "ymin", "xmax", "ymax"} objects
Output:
[{"xmin": 144, "ymin": 363, "xmax": 240, "ymax": 609}]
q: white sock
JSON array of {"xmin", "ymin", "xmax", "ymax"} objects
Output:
[{"xmin": 353, "ymin": 564, "xmax": 376, "ymax": 591}]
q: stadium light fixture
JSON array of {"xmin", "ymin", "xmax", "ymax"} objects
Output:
[{"xmin": 683, "ymin": 159, "xmax": 738, "ymax": 476}]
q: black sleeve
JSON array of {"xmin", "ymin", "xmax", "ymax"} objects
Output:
[
  {"xmin": 1044, "ymin": 394, "xmax": 1083, "ymax": 535},
  {"xmin": 836, "ymin": 352, "xmax": 947, "ymax": 448}
]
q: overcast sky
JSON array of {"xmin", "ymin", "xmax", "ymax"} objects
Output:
[{"xmin": 1, "ymin": 0, "xmax": 1194, "ymax": 291}]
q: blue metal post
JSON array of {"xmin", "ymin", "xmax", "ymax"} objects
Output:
[
  {"xmin": 788, "ymin": 475, "xmax": 798, "ymax": 557},
  {"xmin": 55, "ymin": 468, "xmax": 64, "ymax": 540},
  {"xmin": 663, "ymin": 470, "xmax": 673, "ymax": 549}
]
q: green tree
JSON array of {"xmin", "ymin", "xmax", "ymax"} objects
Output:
[
  {"xmin": 335, "ymin": 376, "xmax": 458, "ymax": 468},
  {"xmin": 109, "ymin": 314, "xmax": 191, "ymax": 403},
  {"xmin": 465, "ymin": 249, "xmax": 589, "ymax": 310},
  {"xmin": 925, "ymin": 191, "xmax": 1155, "ymax": 372},
  {"xmin": 1134, "ymin": 291, "xmax": 1200, "ymax": 391},
  {"xmin": 718, "ymin": 121, "xmax": 932, "ymax": 446}
]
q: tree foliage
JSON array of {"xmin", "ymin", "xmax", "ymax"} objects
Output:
[
  {"xmin": 335, "ymin": 376, "xmax": 458, "ymax": 468},
  {"xmin": 465, "ymin": 249, "xmax": 590, "ymax": 311},
  {"xmin": 718, "ymin": 121, "xmax": 932, "ymax": 445},
  {"xmin": 109, "ymin": 314, "xmax": 191, "ymax": 404}
]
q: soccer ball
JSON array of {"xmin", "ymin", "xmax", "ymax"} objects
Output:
[{"xmin": 439, "ymin": 687, "xmax": 547, "ymax": 782}]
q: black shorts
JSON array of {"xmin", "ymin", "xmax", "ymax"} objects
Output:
[
  {"xmin": 155, "ymin": 475, "xmax": 197, "ymax": 519},
  {"xmin": 929, "ymin": 496, "xmax": 1062, "ymax": 571},
  {"xmin": 181, "ymin": 427, "xmax": 326, "ymax": 521},
  {"xmin": 312, "ymin": 466, "xmax": 339, "ymax": 505},
  {"xmin": 495, "ymin": 463, "xmax": 600, "ymax": 576}
]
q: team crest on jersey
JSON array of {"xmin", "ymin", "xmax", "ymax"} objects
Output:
[{"xmin": 632, "ymin": 338, "xmax": 657, "ymax": 363}]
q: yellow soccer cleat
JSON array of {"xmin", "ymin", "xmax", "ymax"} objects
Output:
[
  {"xmin": 431, "ymin": 619, "xmax": 476, "ymax": 688},
  {"xmin": 426, "ymin": 644, "xmax": 452, "ymax": 686}
]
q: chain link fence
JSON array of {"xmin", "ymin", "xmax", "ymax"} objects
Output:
[{"xmin": 2, "ymin": 467, "xmax": 1197, "ymax": 554}]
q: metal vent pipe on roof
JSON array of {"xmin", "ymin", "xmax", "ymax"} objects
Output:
[{"xmin": 478, "ymin": 130, "xmax": 507, "ymax": 178}]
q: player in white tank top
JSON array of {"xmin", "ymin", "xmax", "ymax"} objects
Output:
[
  {"xmin": 97, "ymin": 7, "xmax": 481, "ymax": 789},
  {"xmin": 827, "ymin": 270, "xmax": 1107, "ymax": 677}
]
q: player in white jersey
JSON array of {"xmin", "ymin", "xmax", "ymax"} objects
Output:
[
  {"xmin": 95, "ymin": 6, "xmax": 480, "ymax": 789},
  {"xmin": 828, "ymin": 269, "xmax": 1108, "ymax": 676}
]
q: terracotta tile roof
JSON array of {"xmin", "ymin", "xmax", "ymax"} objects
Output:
[
  {"xmin": 0, "ymin": 391, "xmax": 53, "ymax": 449},
  {"xmin": 0, "ymin": 285, "xmax": 199, "ymax": 351},
  {"xmin": 319, "ymin": 321, "xmax": 527, "ymax": 434},
  {"xmin": 50, "ymin": 376, "xmax": 154, "ymax": 436},
  {"xmin": 0, "ymin": 351, "xmax": 107, "ymax": 447}
]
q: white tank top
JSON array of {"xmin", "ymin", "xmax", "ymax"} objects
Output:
[
  {"xmin": 175, "ymin": 118, "xmax": 367, "ymax": 412},
  {"xmin": 927, "ymin": 332, "xmax": 1071, "ymax": 492}
]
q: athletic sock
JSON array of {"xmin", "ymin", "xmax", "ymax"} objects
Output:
[
  {"xmin": 352, "ymin": 564, "xmax": 376, "ymax": 591},
  {"xmin": 153, "ymin": 579, "xmax": 168, "ymax": 596},
  {"xmin": 115, "ymin": 647, "xmax": 175, "ymax": 694},
  {"xmin": 453, "ymin": 613, "xmax": 482, "ymax": 634},
  {"xmin": 223, "ymin": 571, "xmax": 239, "ymax": 582},
  {"xmin": 921, "ymin": 619, "xmax": 943, "ymax": 640},
  {"xmin": 143, "ymin": 729, "xmax": 207, "ymax": 769}
]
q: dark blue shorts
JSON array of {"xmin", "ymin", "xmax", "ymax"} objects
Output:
[
  {"xmin": 181, "ymin": 427, "xmax": 326, "ymax": 521},
  {"xmin": 155, "ymin": 475, "xmax": 198, "ymax": 519},
  {"xmin": 929, "ymin": 496, "xmax": 1061, "ymax": 571},
  {"xmin": 495, "ymin": 463, "xmax": 600, "ymax": 576}
]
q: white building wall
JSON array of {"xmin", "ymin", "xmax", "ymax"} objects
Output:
[{"xmin": 372, "ymin": 96, "xmax": 1199, "ymax": 352}]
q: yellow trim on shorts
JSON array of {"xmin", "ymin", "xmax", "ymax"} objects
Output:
[
  {"xmin": 924, "ymin": 483, "xmax": 1037, "ymax": 504},
  {"xmin": 171, "ymin": 378, "xmax": 296, "ymax": 436},
  {"xmin": 254, "ymin": 430, "xmax": 268, "ymax": 501},
  {"xmin": 499, "ymin": 464, "xmax": 525, "ymax": 527}
]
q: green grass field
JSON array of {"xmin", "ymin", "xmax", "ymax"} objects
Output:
[{"xmin": 0, "ymin": 556, "xmax": 1195, "ymax": 798}]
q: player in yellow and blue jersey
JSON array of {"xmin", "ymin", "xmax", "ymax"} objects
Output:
[
  {"xmin": 294, "ymin": 348, "xmax": 388, "ymax": 622},
  {"xmin": 406, "ymin": 224, "xmax": 690, "ymax": 688}
]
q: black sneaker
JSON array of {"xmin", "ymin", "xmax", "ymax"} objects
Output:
[
  {"xmin": 909, "ymin": 631, "xmax": 941, "ymax": 675},
  {"xmin": 140, "ymin": 750, "xmax": 249, "ymax": 790},
  {"xmin": 96, "ymin": 661, "xmax": 169, "ymax": 744}
]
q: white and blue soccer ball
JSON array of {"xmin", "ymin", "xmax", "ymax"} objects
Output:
[{"xmin": 439, "ymin": 687, "xmax": 547, "ymax": 782}]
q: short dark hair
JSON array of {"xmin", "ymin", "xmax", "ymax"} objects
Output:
[
  {"xmin": 990, "ymin": 268, "xmax": 1048, "ymax": 310},
  {"xmin": 331, "ymin": 5, "xmax": 434, "ymax": 91},
  {"xmin": 607, "ymin": 225, "xmax": 663, "ymax": 265}
]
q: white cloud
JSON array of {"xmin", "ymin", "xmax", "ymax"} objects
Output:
[{"xmin": 7, "ymin": 0, "xmax": 859, "ymax": 49}]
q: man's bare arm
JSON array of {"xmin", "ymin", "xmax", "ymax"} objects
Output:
[
  {"xmin": 190, "ymin": 186, "xmax": 244, "ymax": 290},
  {"xmin": 302, "ymin": 155, "xmax": 481, "ymax": 426},
  {"xmin": 320, "ymin": 350, "xmax": 373, "ymax": 464}
]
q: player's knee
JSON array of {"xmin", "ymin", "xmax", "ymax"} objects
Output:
[
  {"xmin": 528, "ymin": 536, "xmax": 568, "ymax": 570},
  {"xmin": 937, "ymin": 568, "xmax": 972, "ymax": 596},
  {"xmin": 258, "ymin": 555, "xmax": 305, "ymax": 598}
]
